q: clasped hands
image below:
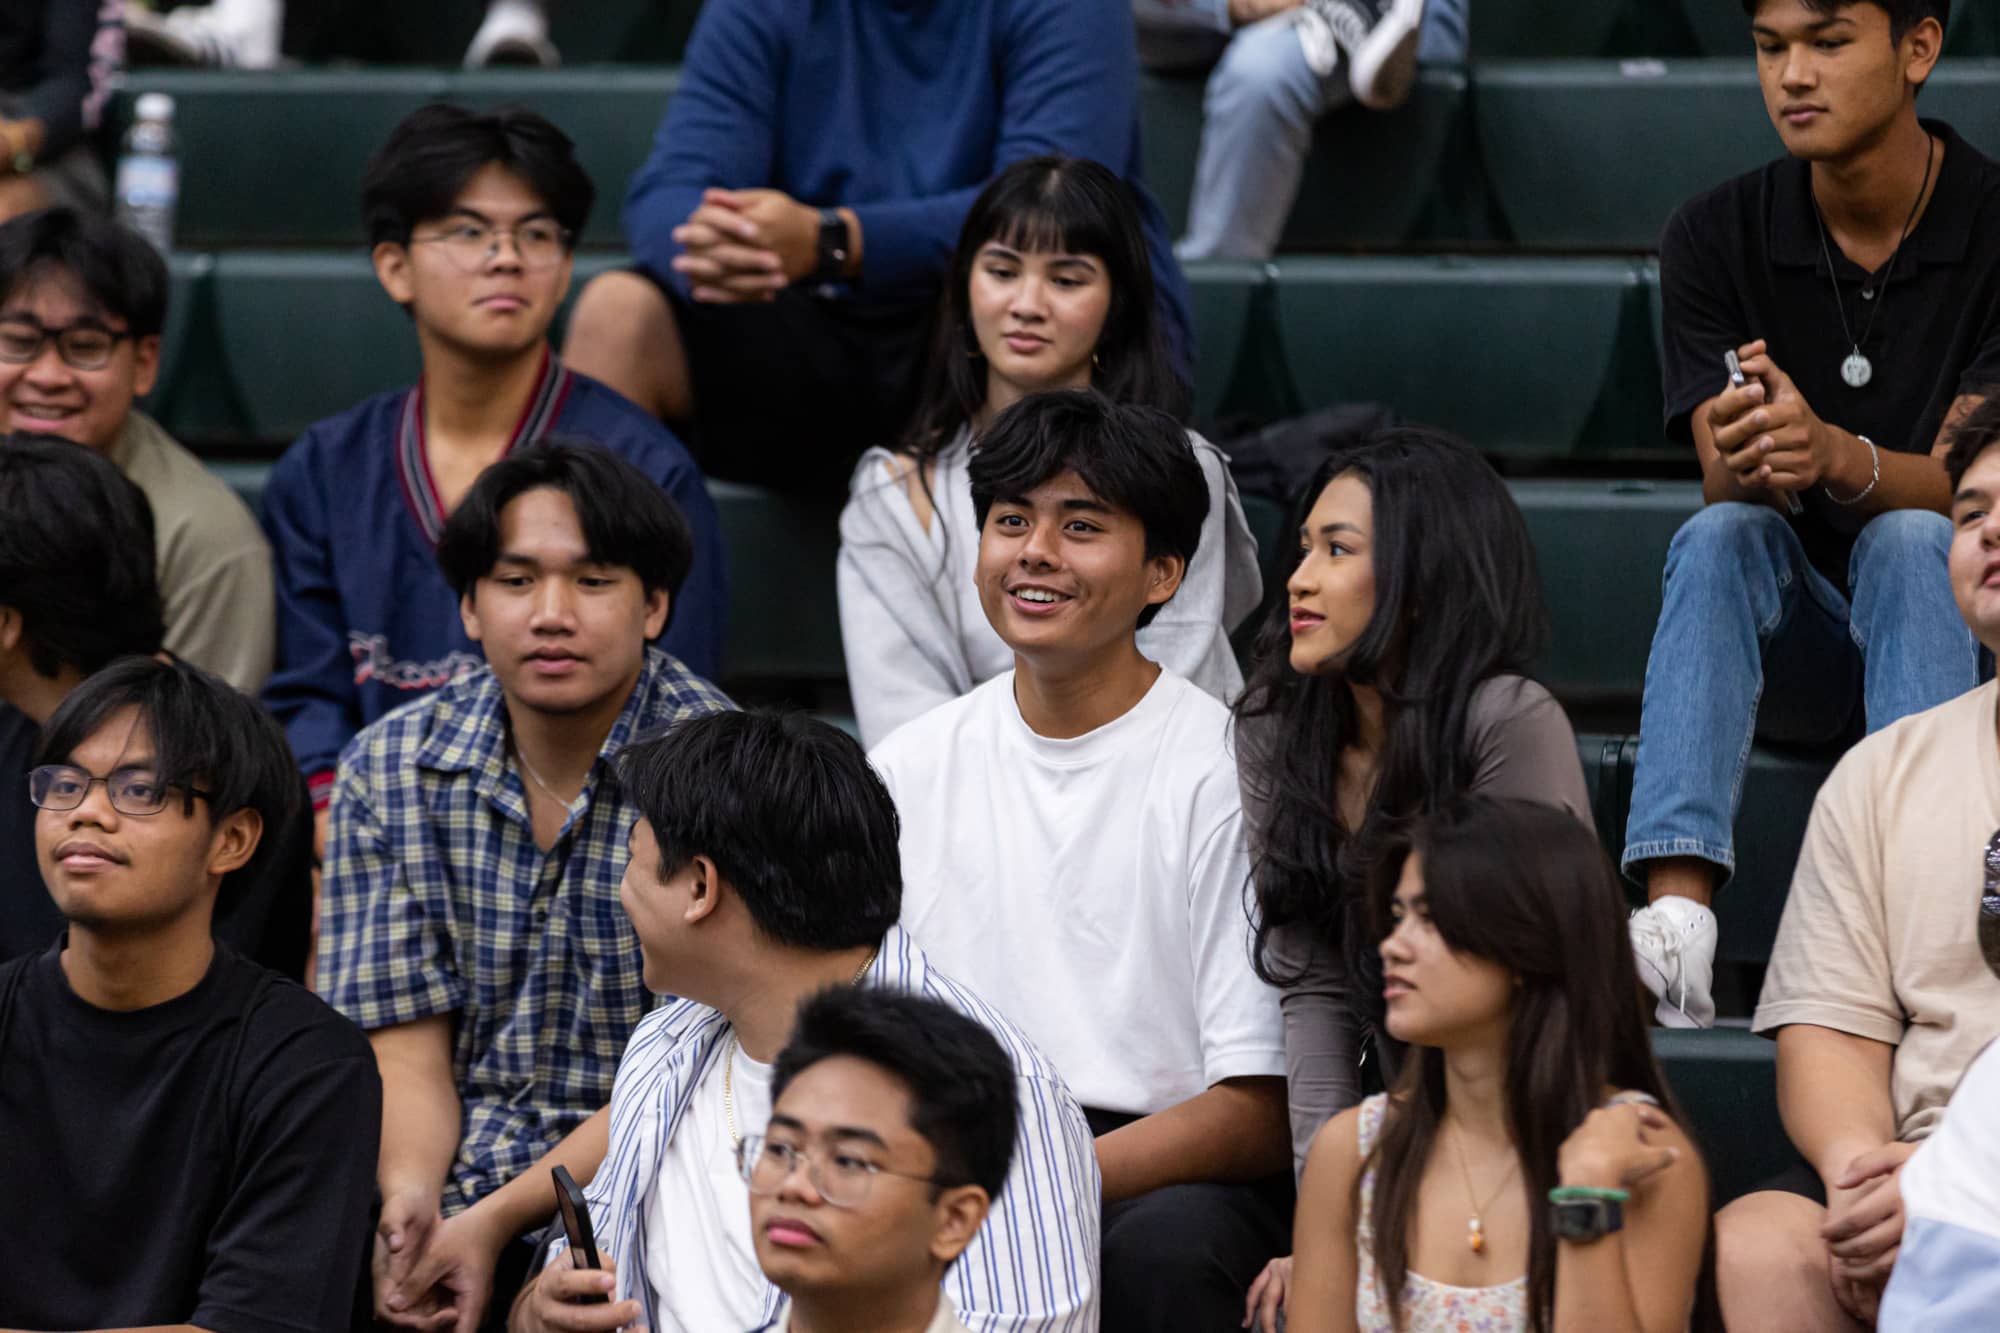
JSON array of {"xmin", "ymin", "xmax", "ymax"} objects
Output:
[
  {"xmin": 1706, "ymin": 340, "xmax": 1865, "ymax": 502},
  {"xmin": 671, "ymin": 187, "xmax": 822, "ymax": 304}
]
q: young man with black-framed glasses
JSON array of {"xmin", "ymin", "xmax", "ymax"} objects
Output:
[
  {"xmin": 738, "ymin": 986, "xmax": 1018, "ymax": 1333},
  {"xmin": 0, "ymin": 654, "xmax": 380, "ymax": 1331},
  {"xmin": 0, "ymin": 206, "xmax": 275, "ymax": 692},
  {"xmin": 259, "ymin": 102, "xmax": 727, "ymax": 854},
  {"xmin": 1714, "ymin": 396, "xmax": 2000, "ymax": 1331}
]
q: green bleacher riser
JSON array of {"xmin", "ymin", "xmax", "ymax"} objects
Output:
[
  {"xmin": 1650, "ymin": 1027, "xmax": 1786, "ymax": 1207},
  {"xmin": 1140, "ymin": 68, "xmax": 1479, "ymax": 250},
  {"xmin": 120, "ymin": 69, "xmax": 682, "ymax": 251},
  {"xmin": 1266, "ymin": 257, "xmax": 1654, "ymax": 458},
  {"xmin": 1477, "ymin": 60, "xmax": 2000, "ymax": 251}
]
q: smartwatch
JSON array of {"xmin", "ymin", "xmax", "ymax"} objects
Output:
[
  {"xmin": 1548, "ymin": 1186, "xmax": 1626, "ymax": 1243},
  {"xmin": 812, "ymin": 207, "xmax": 851, "ymax": 284}
]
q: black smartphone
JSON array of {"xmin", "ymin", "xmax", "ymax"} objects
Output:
[
  {"xmin": 1724, "ymin": 349, "xmax": 1803, "ymax": 516},
  {"xmin": 552, "ymin": 1165, "xmax": 611, "ymax": 1304}
]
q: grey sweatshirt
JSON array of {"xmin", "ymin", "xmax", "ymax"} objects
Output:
[{"xmin": 836, "ymin": 426, "xmax": 1263, "ymax": 748}]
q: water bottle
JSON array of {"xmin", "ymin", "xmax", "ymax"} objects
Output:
[{"xmin": 115, "ymin": 93, "xmax": 180, "ymax": 255}]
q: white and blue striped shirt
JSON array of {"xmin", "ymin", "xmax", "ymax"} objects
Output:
[{"xmin": 564, "ymin": 924, "xmax": 1102, "ymax": 1331}]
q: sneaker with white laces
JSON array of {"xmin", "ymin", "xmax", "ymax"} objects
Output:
[
  {"xmin": 1629, "ymin": 895, "xmax": 1719, "ymax": 1029},
  {"xmin": 1304, "ymin": 0, "xmax": 1427, "ymax": 111},
  {"xmin": 465, "ymin": 0, "xmax": 560, "ymax": 68}
]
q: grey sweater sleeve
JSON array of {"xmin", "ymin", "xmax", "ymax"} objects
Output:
[
  {"xmin": 837, "ymin": 450, "xmax": 977, "ymax": 748},
  {"xmin": 1466, "ymin": 676, "xmax": 1595, "ymax": 832},
  {"xmin": 1270, "ymin": 920, "xmax": 1361, "ymax": 1182},
  {"xmin": 1135, "ymin": 432, "xmax": 1263, "ymax": 703}
]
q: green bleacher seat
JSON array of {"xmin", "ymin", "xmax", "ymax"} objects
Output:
[
  {"xmin": 1469, "ymin": 1, "xmax": 1629, "ymax": 59},
  {"xmin": 209, "ymin": 252, "xmax": 416, "ymax": 442},
  {"xmin": 1651, "ymin": 1027, "xmax": 1787, "ymax": 1206},
  {"xmin": 137, "ymin": 251, "xmax": 210, "ymax": 426},
  {"xmin": 1184, "ymin": 260, "xmax": 1265, "ymax": 424},
  {"xmin": 1268, "ymin": 257, "xmax": 1646, "ymax": 458},
  {"xmin": 1574, "ymin": 732, "xmax": 1629, "ymax": 859},
  {"xmin": 1476, "ymin": 61, "xmax": 1775, "ymax": 250},
  {"xmin": 1479, "ymin": 61, "xmax": 2000, "ymax": 250},
  {"xmin": 708, "ymin": 483, "xmax": 846, "ymax": 686},
  {"xmin": 1509, "ymin": 480, "xmax": 1699, "ymax": 706},
  {"xmin": 1724, "ymin": 746, "xmax": 1833, "ymax": 966},
  {"xmin": 120, "ymin": 70, "xmax": 680, "ymax": 251},
  {"xmin": 1140, "ymin": 69, "xmax": 1475, "ymax": 251}
]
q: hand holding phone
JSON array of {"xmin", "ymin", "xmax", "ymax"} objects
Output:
[
  {"xmin": 553, "ymin": 1166, "xmax": 611, "ymax": 1305},
  {"xmin": 1726, "ymin": 349, "xmax": 1804, "ymax": 515}
]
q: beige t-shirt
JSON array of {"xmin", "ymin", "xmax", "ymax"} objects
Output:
[
  {"xmin": 109, "ymin": 412, "xmax": 275, "ymax": 693},
  {"xmin": 1755, "ymin": 679, "xmax": 2000, "ymax": 1143}
]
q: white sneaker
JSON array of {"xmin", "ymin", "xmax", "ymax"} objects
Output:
[
  {"xmin": 1629, "ymin": 895, "xmax": 1718, "ymax": 1029},
  {"xmin": 1305, "ymin": 0, "xmax": 1427, "ymax": 111},
  {"xmin": 465, "ymin": 0, "xmax": 559, "ymax": 68}
]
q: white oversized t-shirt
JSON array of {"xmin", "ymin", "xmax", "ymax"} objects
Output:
[
  {"xmin": 870, "ymin": 668, "xmax": 1285, "ymax": 1116},
  {"xmin": 642, "ymin": 1041, "xmax": 773, "ymax": 1332}
]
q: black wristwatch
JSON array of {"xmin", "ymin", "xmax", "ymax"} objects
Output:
[
  {"xmin": 1549, "ymin": 1192, "xmax": 1625, "ymax": 1243},
  {"xmin": 812, "ymin": 207, "xmax": 851, "ymax": 283}
]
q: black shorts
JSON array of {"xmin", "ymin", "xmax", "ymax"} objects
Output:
[
  {"xmin": 651, "ymin": 272, "xmax": 938, "ymax": 494},
  {"xmin": 1751, "ymin": 1153, "xmax": 1829, "ymax": 1207}
]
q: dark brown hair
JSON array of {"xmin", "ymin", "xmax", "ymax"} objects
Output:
[{"xmin": 1358, "ymin": 797, "xmax": 1717, "ymax": 1333}]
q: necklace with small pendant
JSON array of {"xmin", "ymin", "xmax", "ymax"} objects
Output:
[
  {"xmin": 1449, "ymin": 1119, "xmax": 1521, "ymax": 1255},
  {"xmin": 1810, "ymin": 131, "xmax": 1934, "ymax": 391}
]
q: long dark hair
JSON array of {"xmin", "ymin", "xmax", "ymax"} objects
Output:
[
  {"xmin": 1362, "ymin": 798, "xmax": 1716, "ymax": 1333},
  {"xmin": 900, "ymin": 155, "xmax": 1188, "ymax": 460},
  {"xmin": 1234, "ymin": 429, "xmax": 1547, "ymax": 995}
]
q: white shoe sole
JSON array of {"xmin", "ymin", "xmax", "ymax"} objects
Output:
[{"xmin": 1347, "ymin": 0, "xmax": 1426, "ymax": 111}]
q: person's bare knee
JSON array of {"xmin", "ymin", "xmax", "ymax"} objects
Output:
[
  {"xmin": 563, "ymin": 270, "xmax": 692, "ymax": 421},
  {"xmin": 1717, "ymin": 1192, "xmax": 1864, "ymax": 1333},
  {"xmin": 0, "ymin": 174, "xmax": 50, "ymax": 224}
]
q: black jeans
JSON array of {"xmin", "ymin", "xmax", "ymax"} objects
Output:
[{"xmin": 1087, "ymin": 1107, "xmax": 1295, "ymax": 1333}]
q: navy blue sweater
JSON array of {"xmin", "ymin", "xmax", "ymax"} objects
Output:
[
  {"xmin": 259, "ymin": 358, "xmax": 727, "ymax": 800},
  {"xmin": 624, "ymin": 0, "xmax": 1192, "ymax": 367}
]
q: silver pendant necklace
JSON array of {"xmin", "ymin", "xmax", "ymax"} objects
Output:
[{"xmin": 1811, "ymin": 131, "xmax": 1934, "ymax": 391}]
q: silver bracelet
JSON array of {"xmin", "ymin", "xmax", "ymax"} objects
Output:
[{"xmin": 1824, "ymin": 434, "xmax": 1879, "ymax": 506}]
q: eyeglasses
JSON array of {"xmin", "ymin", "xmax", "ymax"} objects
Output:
[
  {"xmin": 0, "ymin": 317, "xmax": 135, "ymax": 371},
  {"xmin": 1982, "ymin": 831, "xmax": 2000, "ymax": 974},
  {"xmin": 411, "ymin": 220, "xmax": 573, "ymax": 272},
  {"xmin": 29, "ymin": 765, "xmax": 212, "ymax": 817},
  {"xmin": 735, "ymin": 1134, "xmax": 948, "ymax": 1209}
]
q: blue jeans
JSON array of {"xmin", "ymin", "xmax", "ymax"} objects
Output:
[
  {"xmin": 1133, "ymin": 0, "xmax": 1470, "ymax": 262},
  {"xmin": 1622, "ymin": 503, "xmax": 1977, "ymax": 885}
]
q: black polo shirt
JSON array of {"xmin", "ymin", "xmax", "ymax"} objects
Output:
[{"xmin": 1660, "ymin": 119, "xmax": 2000, "ymax": 588}]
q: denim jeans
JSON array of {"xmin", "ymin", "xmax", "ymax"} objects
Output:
[
  {"xmin": 1622, "ymin": 503, "xmax": 1978, "ymax": 885},
  {"xmin": 1133, "ymin": 0, "xmax": 1470, "ymax": 261}
]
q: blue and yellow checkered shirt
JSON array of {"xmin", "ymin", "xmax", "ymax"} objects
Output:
[{"xmin": 318, "ymin": 648, "xmax": 734, "ymax": 1212}]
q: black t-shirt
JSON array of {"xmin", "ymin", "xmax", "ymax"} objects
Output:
[
  {"xmin": 0, "ymin": 700, "xmax": 315, "ymax": 978},
  {"xmin": 0, "ymin": 939, "xmax": 380, "ymax": 1333},
  {"xmin": 1660, "ymin": 119, "xmax": 2000, "ymax": 588}
]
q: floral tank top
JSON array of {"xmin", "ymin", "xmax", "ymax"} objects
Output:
[{"xmin": 1355, "ymin": 1093, "xmax": 1529, "ymax": 1333}]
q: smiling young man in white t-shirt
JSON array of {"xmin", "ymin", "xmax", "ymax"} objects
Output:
[{"xmin": 868, "ymin": 390, "xmax": 1289, "ymax": 1333}]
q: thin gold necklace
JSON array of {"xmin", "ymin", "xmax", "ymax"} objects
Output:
[
  {"xmin": 1449, "ymin": 1119, "xmax": 1521, "ymax": 1255},
  {"xmin": 725, "ymin": 946, "xmax": 880, "ymax": 1148}
]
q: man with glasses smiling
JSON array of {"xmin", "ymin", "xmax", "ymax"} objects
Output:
[
  {"xmin": 0, "ymin": 654, "xmax": 379, "ymax": 1331},
  {"xmin": 1716, "ymin": 392, "xmax": 2000, "ymax": 1330},
  {"xmin": 0, "ymin": 206, "xmax": 275, "ymax": 692},
  {"xmin": 259, "ymin": 102, "xmax": 725, "ymax": 846}
]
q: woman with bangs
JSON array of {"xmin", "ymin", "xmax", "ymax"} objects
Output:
[
  {"xmin": 1285, "ymin": 797, "xmax": 1715, "ymax": 1332},
  {"xmin": 1235, "ymin": 430, "xmax": 1601, "ymax": 1328},
  {"xmin": 837, "ymin": 154, "xmax": 1261, "ymax": 748}
]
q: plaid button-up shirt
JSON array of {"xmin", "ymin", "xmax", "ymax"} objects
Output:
[{"xmin": 319, "ymin": 649, "xmax": 734, "ymax": 1212}]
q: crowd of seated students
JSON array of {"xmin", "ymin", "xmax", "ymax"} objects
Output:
[{"xmin": 11, "ymin": 1, "xmax": 2000, "ymax": 1332}]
